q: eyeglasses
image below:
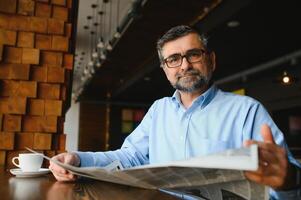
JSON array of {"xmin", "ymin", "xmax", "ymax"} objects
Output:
[{"xmin": 163, "ymin": 49, "xmax": 207, "ymax": 68}]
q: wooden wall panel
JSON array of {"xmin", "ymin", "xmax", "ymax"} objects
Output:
[
  {"xmin": 48, "ymin": 18, "xmax": 65, "ymax": 35},
  {"xmin": 18, "ymin": 0, "xmax": 35, "ymax": 16},
  {"xmin": 52, "ymin": 6, "xmax": 68, "ymax": 21},
  {"xmin": 63, "ymin": 54, "xmax": 73, "ymax": 70},
  {"xmin": 4, "ymin": 47, "xmax": 22, "ymax": 64},
  {"xmin": 41, "ymin": 51, "xmax": 63, "ymax": 66},
  {"xmin": 79, "ymin": 103, "xmax": 107, "ymax": 151},
  {"xmin": 52, "ymin": 35, "xmax": 69, "ymax": 51},
  {"xmin": 45, "ymin": 100, "xmax": 62, "ymax": 116},
  {"xmin": 0, "ymin": 97, "xmax": 27, "ymax": 114},
  {"xmin": 28, "ymin": 99, "xmax": 45, "ymax": 115},
  {"xmin": 0, "ymin": 132, "xmax": 15, "ymax": 150},
  {"xmin": 29, "ymin": 17, "xmax": 48, "ymax": 33},
  {"xmin": 0, "ymin": 29, "xmax": 17, "ymax": 45},
  {"xmin": 22, "ymin": 48, "xmax": 40, "ymax": 64},
  {"xmin": 22, "ymin": 116, "xmax": 57, "ymax": 133},
  {"xmin": 0, "ymin": 151, "xmax": 5, "ymax": 166},
  {"xmin": 31, "ymin": 65, "xmax": 47, "ymax": 82},
  {"xmin": 0, "ymin": 0, "xmax": 17, "ymax": 14},
  {"xmin": 35, "ymin": 2, "xmax": 52, "ymax": 18},
  {"xmin": 33, "ymin": 133, "xmax": 52, "ymax": 149},
  {"xmin": 0, "ymin": 44, "xmax": 3, "ymax": 61},
  {"xmin": 36, "ymin": 34, "xmax": 52, "ymax": 50},
  {"xmin": 15, "ymin": 132, "xmax": 34, "ymax": 149},
  {"xmin": 0, "ymin": 0, "xmax": 76, "ymax": 168},
  {"xmin": 17, "ymin": 31, "xmax": 34, "ymax": 48},
  {"xmin": 51, "ymin": 0, "xmax": 66, "ymax": 6},
  {"xmin": 8, "ymin": 15, "xmax": 31, "ymax": 31},
  {"xmin": 9, "ymin": 64, "xmax": 30, "ymax": 80},
  {"xmin": 38, "ymin": 83, "xmax": 60, "ymax": 99},
  {"xmin": 0, "ymin": 80, "xmax": 37, "ymax": 98},
  {"xmin": 3, "ymin": 115, "xmax": 21, "ymax": 132},
  {"xmin": 47, "ymin": 67, "xmax": 65, "ymax": 83}
]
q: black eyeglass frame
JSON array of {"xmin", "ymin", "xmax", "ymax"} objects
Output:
[{"xmin": 162, "ymin": 48, "xmax": 207, "ymax": 68}]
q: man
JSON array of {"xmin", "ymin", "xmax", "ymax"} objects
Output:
[{"xmin": 50, "ymin": 25, "xmax": 301, "ymax": 199}]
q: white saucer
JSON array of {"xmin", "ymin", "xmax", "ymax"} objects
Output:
[{"xmin": 10, "ymin": 168, "xmax": 51, "ymax": 178}]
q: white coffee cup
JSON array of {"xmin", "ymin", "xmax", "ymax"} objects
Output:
[{"xmin": 12, "ymin": 153, "xmax": 43, "ymax": 172}]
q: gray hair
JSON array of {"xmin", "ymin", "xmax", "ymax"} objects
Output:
[{"xmin": 156, "ymin": 25, "xmax": 208, "ymax": 65}]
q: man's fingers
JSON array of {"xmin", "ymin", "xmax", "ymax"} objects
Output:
[
  {"xmin": 49, "ymin": 165, "xmax": 76, "ymax": 182},
  {"xmin": 243, "ymin": 140, "xmax": 253, "ymax": 147},
  {"xmin": 244, "ymin": 171, "xmax": 263, "ymax": 183},
  {"xmin": 49, "ymin": 161, "xmax": 67, "ymax": 174},
  {"xmin": 259, "ymin": 148, "xmax": 279, "ymax": 163},
  {"xmin": 261, "ymin": 124, "xmax": 275, "ymax": 144},
  {"xmin": 243, "ymin": 140, "xmax": 277, "ymax": 153},
  {"xmin": 244, "ymin": 124, "xmax": 275, "ymax": 146}
]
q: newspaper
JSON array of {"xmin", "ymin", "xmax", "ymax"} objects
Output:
[{"xmin": 26, "ymin": 145, "xmax": 268, "ymax": 200}]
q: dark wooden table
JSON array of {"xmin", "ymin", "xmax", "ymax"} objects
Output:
[{"xmin": 0, "ymin": 168, "xmax": 179, "ymax": 200}]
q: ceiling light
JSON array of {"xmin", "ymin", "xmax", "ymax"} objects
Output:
[
  {"xmin": 100, "ymin": 52, "xmax": 106, "ymax": 60},
  {"xmin": 144, "ymin": 77, "xmax": 151, "ymax": 81},
  {"xmin": 96, "ymin": 62, "xmax": 102, "ymax": 68},
  {"xmin": 114, "ymin": 28, "xmax": 121, "ymax": 38},
  {"xmin": 92, "ymin": 51, "xmax": 98, "ymax": 59},
  {"xmin": 83, "ymin": 66, "xmax": 89, "ymax": 74},
  {"xmin": 282, "ymin": 71, "xmax": 291, "ymax": 84},
  {"xmin": 106, "ymin": 42, "xmax": 113, "ymax": 51},
  {"xmin": 88, "ymin": 61, "xmax": 94, "ymax": 67},
  {"xmin": 90, "ymin": 67, "xmax": 95, "ymax": 74},
  {"xmin": 227, "ymin": 20, "xmax": 240, "ymax": 28},
  {"xmin": 97, "ymin": 38, "xmax": 104, "ymax": 49}
]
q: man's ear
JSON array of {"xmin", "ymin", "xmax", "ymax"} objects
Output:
[{"xmin": 209, "ymin": 51, "xmax": 216, "ymax": 72}]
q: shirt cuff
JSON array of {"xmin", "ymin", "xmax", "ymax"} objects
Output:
[
  {"xmin": 75, "ymin": 151, "xmax": 96, "ymax": 167},
  {"xmin": 270, "ymin": 188, "xmax": 301, "ymax": 200}
]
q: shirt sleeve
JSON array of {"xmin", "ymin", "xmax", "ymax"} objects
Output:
[
  {"xmin": 76, "ymin": 102, "xmax": 156, "ymax": 168},
  {"xmin": 242, "ymin": 100, "xmax": 301, "ymax": 199}
]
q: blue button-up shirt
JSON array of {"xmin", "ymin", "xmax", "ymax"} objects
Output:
[{"xmin": 77, "ymin": 85, "xmax": 301, "ymax": 199}]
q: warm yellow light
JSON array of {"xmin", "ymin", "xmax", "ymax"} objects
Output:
[
  {"xmin": 282, "ymin": 76, "xmax": 290, "ymax": 84},
  {"xmin": 232, "ymin": 88, "xmax": 245, "ymax": 95}
]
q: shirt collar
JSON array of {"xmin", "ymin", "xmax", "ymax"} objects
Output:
[{"xmin": 171, "ymin": 85, "xmax": 218, "ymax": 110}]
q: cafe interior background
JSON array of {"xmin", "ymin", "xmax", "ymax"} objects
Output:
[{"xmin": 0, "ymin": 0, "xmax": 300, "ymax": 168}]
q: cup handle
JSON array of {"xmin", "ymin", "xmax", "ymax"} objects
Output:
[{"xmin": 12, "ymin": 157, "xmax": 20, "ymax": 168}]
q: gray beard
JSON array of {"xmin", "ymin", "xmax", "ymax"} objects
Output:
[{"xmin": 172, "ymin": 70, "xmax": 211, "ymax": 93}]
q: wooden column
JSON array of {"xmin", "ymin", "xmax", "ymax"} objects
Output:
[{"xmin": 0, "ymin": 0, "xmax": 76, "ymax": 168}]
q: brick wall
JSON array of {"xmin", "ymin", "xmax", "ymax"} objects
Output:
[{"xmin": 0, "ymin": 0, "xmax": 75, "ymax": 168}]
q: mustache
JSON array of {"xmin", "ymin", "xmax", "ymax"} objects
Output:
[{"xmin": 175, "ymin": 70, "xmax": 202, "ymax": 79}]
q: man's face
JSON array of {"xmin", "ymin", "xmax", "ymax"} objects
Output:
[{"xmin": 161, "ymin": 33, "xmax": 216, "ymax": 93}]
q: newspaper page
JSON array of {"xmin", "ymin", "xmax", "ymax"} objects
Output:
[
  {"xmin": 25, "ymin": 145, "xmax": 265, "ymax": 199},
  {"xmin": 161, "ymin": 180, "xmax": 268, "ymax": 200}
]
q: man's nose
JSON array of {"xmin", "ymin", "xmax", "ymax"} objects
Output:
[{"xmin": 180, "ymin": 57, "xmax": 192, "ymax": 71}]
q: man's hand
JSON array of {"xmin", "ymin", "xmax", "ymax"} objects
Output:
[
  {"xmin": 49, "ymin": 152, "xmax": 80, "ymax": 182},
  {"xmin": 244, "ymin": 124, "xmax": 296, "ymax": 190}
]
